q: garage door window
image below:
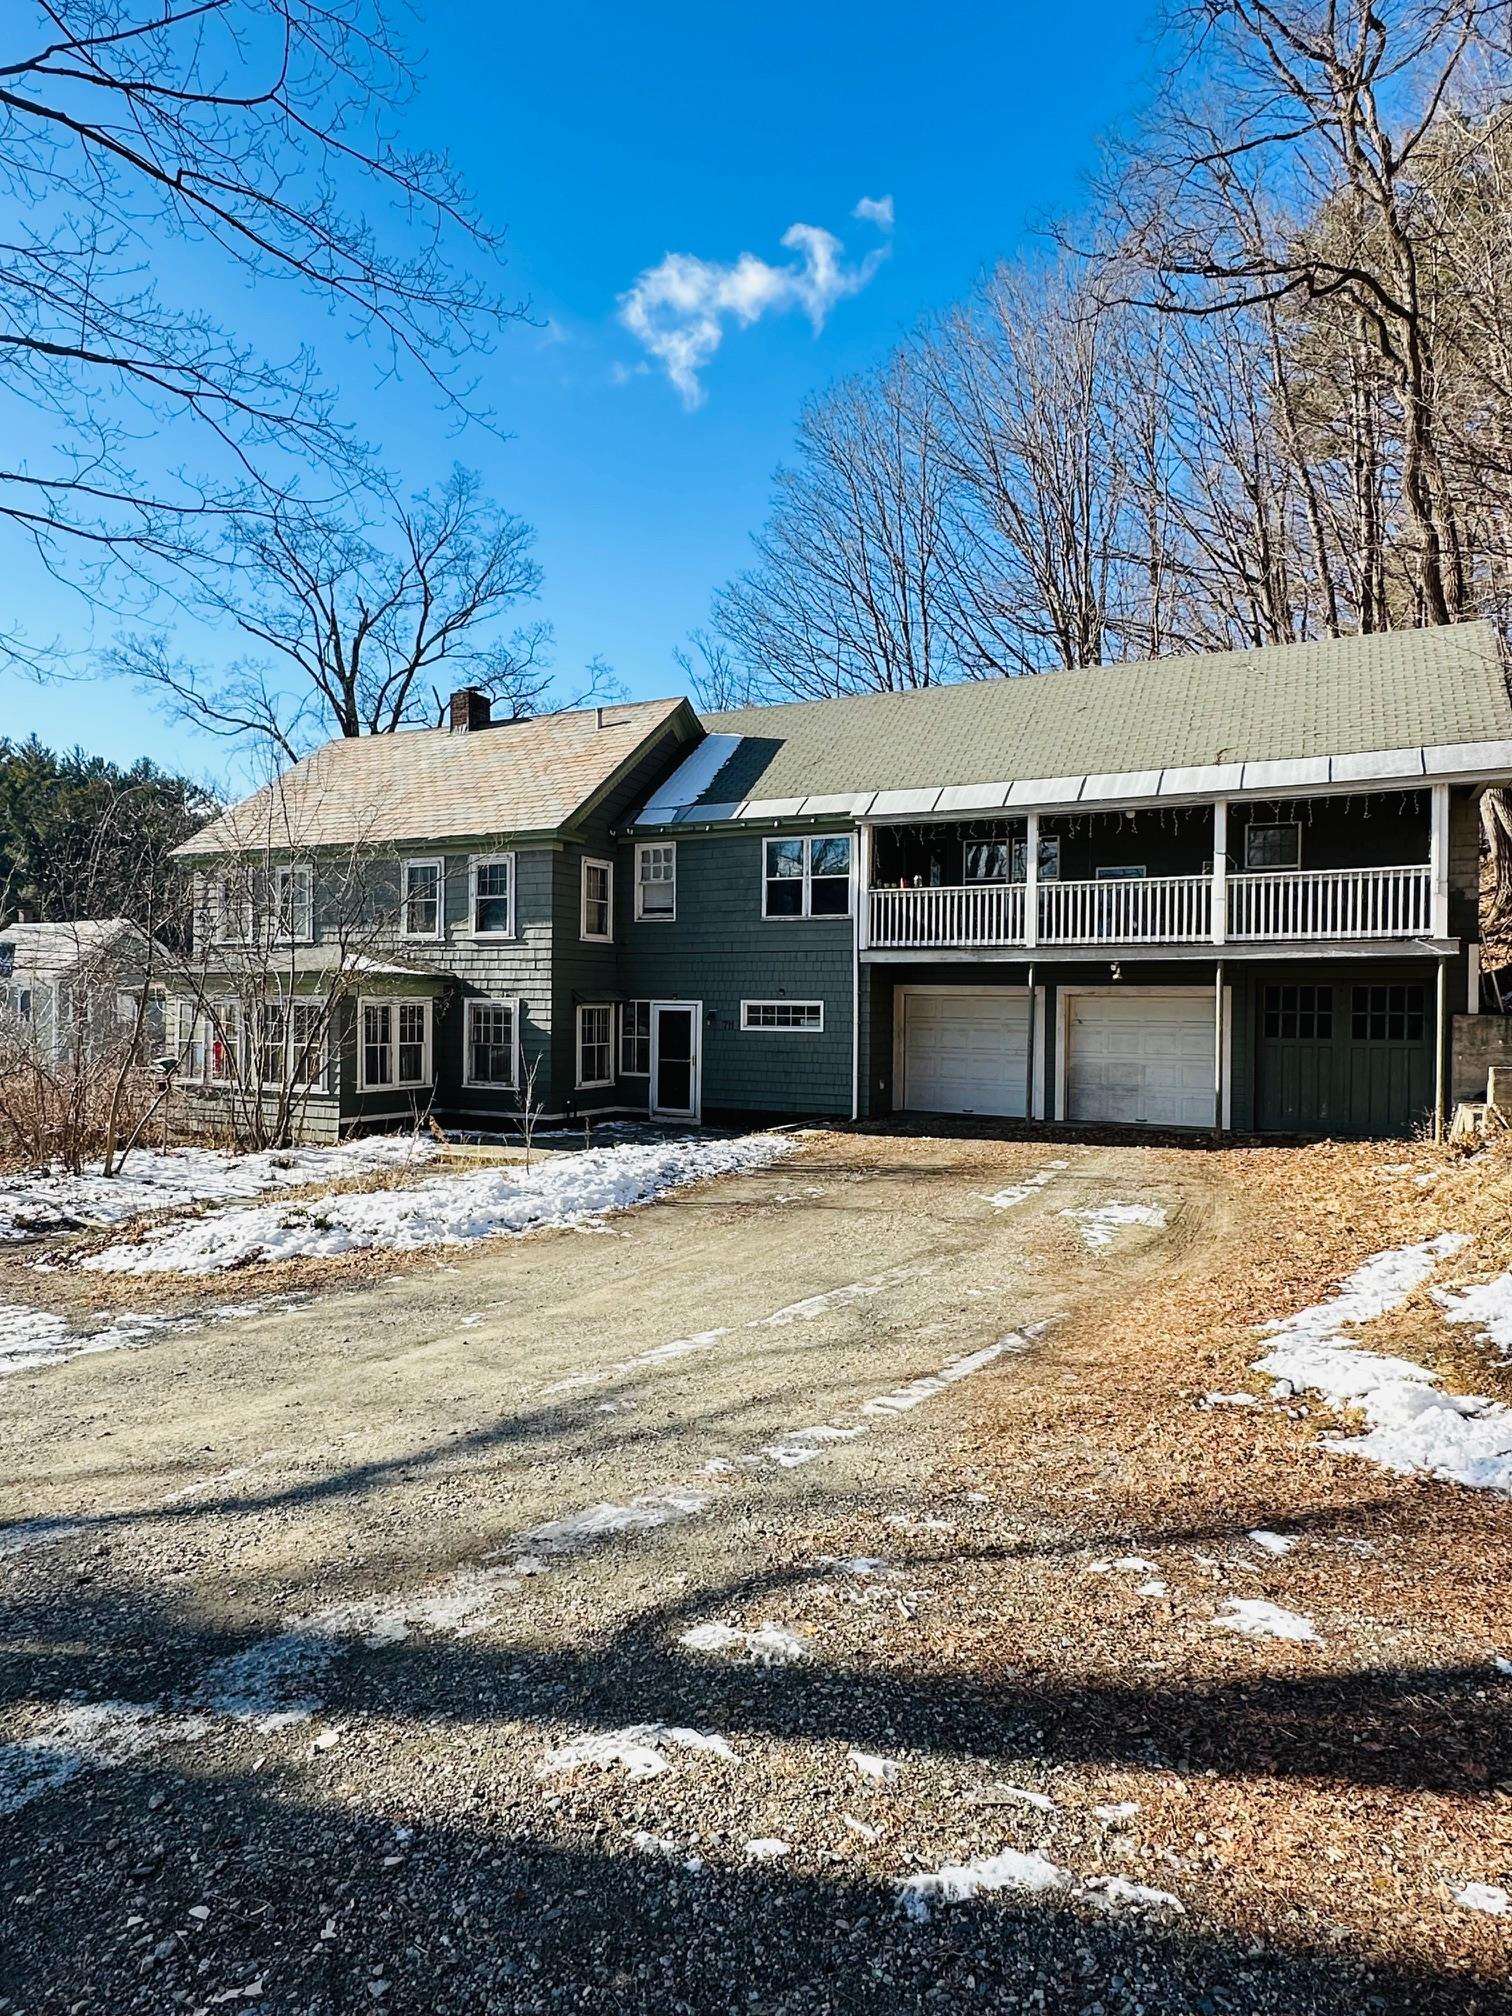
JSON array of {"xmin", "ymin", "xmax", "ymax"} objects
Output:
[
  {"xmin": 1262, "ymin": 984, "xmax": 1333, "ymax": 1040},
  {"xmin": 1351, "ymin": 984, "xmax": 1425, "ymax": 1042}
]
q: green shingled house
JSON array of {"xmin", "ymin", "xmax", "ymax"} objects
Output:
[{"xmin": 174, "ymin": 622, "xmax": 1512, "ymax": 1140}]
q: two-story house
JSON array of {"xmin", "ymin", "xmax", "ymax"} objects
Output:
[{"xmin": 173, "ymin": 622, "xmax": 1512, "ymax": 1141}]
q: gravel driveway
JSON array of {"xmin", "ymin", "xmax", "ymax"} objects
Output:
[{"xmin": 0, "ymin": 1129, "xmax": 1482, "ymax": 2013}]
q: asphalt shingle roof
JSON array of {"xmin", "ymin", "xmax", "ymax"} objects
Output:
[
  {"xmin": 177, "ymin": 699, "xmax": 691, "ymax": 857},
  {"xmin": 688, "ymin": 623, "xmax": 1512, "ymax": 809}
]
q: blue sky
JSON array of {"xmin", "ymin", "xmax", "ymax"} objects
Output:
[{"xmin": 3, "ymin": 0, "xmax": 1163, "ymax": 787}]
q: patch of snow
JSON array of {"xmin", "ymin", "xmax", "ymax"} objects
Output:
[
  {"xmin": 743, "ymin": 1838, "xmax": 790, "ymax": 1861},
  {"xmin": 862, "ymin": 1331, "xmax": 1032, "ymax": 1417},
  {"xmin": 987, "ymin": 1784, "xmax": 1056, "ymax": 1812},
  {"xmin": 1088, "ymin": 1556, "xmax": 1158, "ymax": 1576},
  {"xmin": 0, "ymin": 1700, "xmax": 211, "ymax": 1817},
  {"xmin": 1063, "ymin": 1202, "xmax": 1168, "ymax": 1250},
  {"xmin": 1, "ymin": 1295, "xmax": 293, "ymax": 1379},
  {"xmin": 545, "ymin": 1328, "xmax": 730, "ymax": 1397},
  {"xmin": 521, "ymin": 1488, "xmax": 710, "ymax": 1555},
  {"xmin": 754, "ymin": 1264, "xmax": 928, "ymax": 1328},
  {"xmin": 1212, "ymin": 1598, "xmax": 1319, "ymax": 1644},
  {"xmin": 1199, "ymin": 1391, "xmax": 1258, "ymax": 1409},
  {"xmin": 897, "ymin": 1847, "xmax": 1070, "ymax": 1920},
  {"xmin": 1436, "ymin": 1273, "xmax": 1512, "ymax": 1358},
  {"xmin": 1453, "ymin": 1882, "xmax": 1510, "ymax": 1916},
  {"xmin": 843, "ymin": 1814, "xmax": 880, "ymax": 1842},
  {"xmin": 1093, "ymin": 1802, "xmax": 1140, "ymax": 1822},
  {"xmin": 1496, "ymin": 1657, "xmax": 1512, "ymax": 1678},
  {"xmin": 817, "ymin": 1555, "xmax": 892, "ymax": 1579},
  {"xmin": 977, "ymin": 1164, "xmax": 1067, "ymax": 1210},
  {"xmin": 0, "ymin": 1135, "xmax": 439, "ymax": 1243},
  {"xmin": 82, "ymin": 1133, "xmax": 793, "ymax": 1276},
  {"xmin": 848, "ymin": 1750, "xmax": 901, "ymax": 1784},
  {"xmin": 538, "ymin": 1724, "xmax": 738, "ymax": 1780},
  {"xmin": 758, "ymin": 1423, "xmax": 867, "ymax": 1468},
  {"xmin": 1135, "ymin": 1580, "xmax": 1168, "ymax": 1598},
  {"xmin": 1255, "ymin": 1236, "xmax": 1512, "ymax": 1494},
  {"xmin": 1082, "ymin": 1875, "xmax": 1184, "ymax": 1914},
  {"xmin": 1248, "ymin": 1529, "xmax": 1297, "ymax": 1556},
  {"xmin": 625, "ymin": 1829, "xmax": 705, "ymax": 1873},
  {"xmin": 0, "ymin": 1515, "xmax": 80, "ymax": 1559},
  {"xmin": 679, "ymin": 1621, "xmax": 809, "ymax": 1666}
]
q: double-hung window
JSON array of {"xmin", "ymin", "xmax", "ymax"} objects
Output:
[
  {"xmin": 576, "ymin": 1004, "xmax": 613, "ymax": 1089},
  {"xmin": 581, "ymin": 858, "xmax": 614, "ymax": 942},
  {"xmin": 361, "ymin": 999, "xmax": 432, "ymax": 1090},
  {"xmin": 1244, "ymin": 821, "xmax": 1302, "ymax": 871},
  {"xmin": 620, "ymin": 1000, "xmax": 651, "ymax": 1076},
  {"xmin": 634, "ymin": 843, "xmax": 676, "ymax": 920},
  {"xmin": 273, "ymin": 864, "xmax": 313, "ymax": 942},
  {"xmin": 466, "ymin": 999, "xmax": 518, "ymax": 1088},
  {"xmin": 762, "ymin": 834, "xmax": 851, "ymax": 918},
  {"xmin": 402, "ymin": 859, "xmax": 443, "ymax": 939},
  {"xmin": 469, "ymin": 855, "xmax": 513, "ymax": 938}
]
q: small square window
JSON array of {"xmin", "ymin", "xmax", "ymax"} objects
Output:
[
  {"xmin": 1245, "ymin": 821, "xmax": 1302, "ymax": 871},
  {"xmin": 635, "ymin": 844, "xmax": 676, "ymax": 920},
  {"xmin": 763, "ymin": 835, "xmax": 851, "ymax": 919}
]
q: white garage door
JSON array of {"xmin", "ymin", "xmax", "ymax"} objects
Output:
[
  {"xmin": 902, "ymin": 989, "xmax": 1029, "ymax": 1118},
  {"xmin": 1065, "ymin": 991, "xmax": 1215, "ymax": 1129}
]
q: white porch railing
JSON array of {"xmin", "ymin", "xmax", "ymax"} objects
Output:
[
  {"xmin": 1038, "ymin": 874, "xmax": 1213, "ymax": 945},
  {"xmin": 866, "ymin": 863, "xmax": 1435, "ymax": 950},
  {"xmin": 1227, "ymin": 864, "xmax": 1431, "ymax": 940},
  {"xmin": 868, "ymin": 881, "xmax": 1026, "ymax": 948}
]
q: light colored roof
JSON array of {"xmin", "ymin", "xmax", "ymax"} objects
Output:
[
  {"xmin": 178, "ymin": 699, "xmax": 693, "ymax": 857},
  {"xmin": 0, "ymin": 919, "xmax": 143, "ymax": 981},
  {"xmin": 635, "ymin": 623, "xmax": 1512, "ymax": 826}
]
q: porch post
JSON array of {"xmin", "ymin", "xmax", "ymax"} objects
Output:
[
  {"xmin": 1213, "ymin": 959, "xmax": 1226, "ymax": 1133},
  {"xmin": 1429, "ymin": 783, "xmax": 1451, "ymax": 939},
  {"xmin": 1434, "ymin": 954, "xmax": 1447, "ymax": 1141},
  {"xmin": 1025, "ymin": 961, "xmax": 1035, "ymax": 1123},
  {"xmin": 856, "ymin": 821, "xmax": 872, "ymax": 952},
  {"xmin": 1024, "ymin": 811, "xmax": 1040, "ymax": 949},
  {"xmin": 1211, "ymin": 799, "xmax": 1229, "ymax": 946}
]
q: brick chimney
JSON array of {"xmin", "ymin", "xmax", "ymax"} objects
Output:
[{"xmin": 448, "ymin": 686, "xmax": 491, "ymax": 733}]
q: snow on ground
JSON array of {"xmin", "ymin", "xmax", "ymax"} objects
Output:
[
  {"xmin": 537, "ymin": 1725, "xmax": 738, "ymax": 1780},
  {"xmin": 679, "ymin": 1622, "xmax": 809, "ymax": 1666},
  {"xmin": 742, "ymin": 1839, "xmax": 790, "ymax": 1861},
  {"xmin": 0, "ymin": 1298, "xmax": 293, "ymax": 1379},
  {"xmin": 753, "ymin": 1265, "xmax": 928, "ymax": 1328},
  {"xmin": 862, "ymin": 1331, "xmax": 1034, "ymax": 1417},
  {"xmin": 1255, "ymin": 1235, "xmax": 1512, "ymax": 1494},
  {"xmin": 1248, "ymin": 1530, "xmax": 1297, "ymax": 1557},
  {"xmin": 1436, "ymin": 1272, "xmax": 1512, "ymax": 1358},
  {"xmin": 1452, "ymin": 1882, "xmax": 1510, "ymax": 1916},
  {"xmin": 0, "ymin": 1136, "xmax": 439, "ymax": 1243},
  {"xmin": 977, "ymin": 1162, "xmax": 1068, "ymax": 1210},
  {"xmin": 1062, "ymin": 1202, "xmax": 1168, "ymax": 1251},
  {"xmin": 897, "ymin": 1847, "xmax": 1183, "ymax": 1922},
  {"xmin": 1212, "ymin": 1599, "xmax": 1320, "ymax": 1644},
  {"xmin": 81, "ymin": 1133, "xmax": 794, "ymax": 1276},
  {"xmin": 849, "ymin": 1750, "xmax": 901, "ymax": 1784}
]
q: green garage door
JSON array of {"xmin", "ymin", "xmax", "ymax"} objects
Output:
[{"xmin": 1256, "ymin": 981, "xmax": 1433, "ymax": 1137}]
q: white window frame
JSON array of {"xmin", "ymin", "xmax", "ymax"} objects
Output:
[
  {"xmin": 468, "ymin": 853, "xmax": 515, "ymax": 940},
  {"xmin": 762, "ymin": 834, "xmax": 852, "ymax": 920},
  {"xmin": 1243, "ymin": 819, "xmax": 1303, "ymax": 871},
  {"xmin": 575, "ymin": 1002, "xmax": 614, "ymax": 1090},
  {"xmin": 251, "ymin": 997, "xmax": 329, "ymax": 1091},
  {"xmin": 580, "ymin": 857, "xmax": 614, "ymax": 943},
  {"xmin": 741, "ymin": 1000, "xmax": 825, "ymax": 1032},
  {"xmin": 633, "ymin": 842, "xmax": 677, "ymax": 922},
  {"xmin": 358, "ymin": 996, "xmax": 433, "ymax": 1092},
  {"xmin": 401, "ymin": 857, "xmax": 445, "ymax": 941},
  {"xmin": 620, "ymin": 998, "xmax": 651, "ymax": 1076},
  {"xmin": 464, "ymin": 997, "xmax": 520, "ymax": 1090},
  {"xmin": 272, "ymin": 862, "xmax": 314, "ymax": 943}
]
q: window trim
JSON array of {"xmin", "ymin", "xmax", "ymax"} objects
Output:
[
  {"xmin": 633, "ymin": 841, "xmax": 677, "ymax": 922},
  {"xmin": 357, "ymin": 995, "xmax": 434, "ymax": 1092},
  {"xmin": 580, "ymin": 857, "xmax": 615, "ymax": 943},
  {"xmin": 575, "ymin": 1002, "xmax": 615, "ymax": 1090},
  {"xmin": 1243, "ymin": 818, "xmax": 1303, "ymax": 872},
  {"xmin": 619, "ymin": 998, "xmax": 651, "ymax": 1077},
  {"xmin": 401, "ymin": 857, "xmax": 445, "ymax": 941},
  {"xmin": 741, "ymin": 999, "xmax": 825, "ymax": 1033},
  {"xmin": 463, "ymin": 995, "xmax": 520, "ymax": 1090},
  {"xmin": 1094, "ymin": 864, "xmax": 1147, "ymax": 881},
  {"xmin": 272, "ymin": 862, "xmax": 314, "ymax": 944},
  {"xmin": 761, "ymin": 833, "xmax": 853, "ymax": 920},
  {"xmin": 467, "ymin": 852, "xmax": 515, "ymax": 941}
]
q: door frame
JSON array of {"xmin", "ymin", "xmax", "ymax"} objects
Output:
[
  {"xmin": 650, "ymin": 999, "xmax": 702, "ymax": 1123},
  {"xmin": 1055, "ymin": 984, "xmax": 1232, "ymax": 1130},
  {"xmin": 892, "ymin": 982, "xmax": 1038, "ymax": 1119}
]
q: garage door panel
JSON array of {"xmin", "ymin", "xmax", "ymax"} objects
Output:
[
  {"xmin": 1066, "ymin": 993, "xmax": 1215, "ymax": 1129},
  {"xmin": 903, "ymin": 990, "xmax": 1029, "ymax": 1118}
]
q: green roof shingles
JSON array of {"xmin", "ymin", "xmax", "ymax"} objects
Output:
[{"xmin": 691, "ymin": 624, "xmax": 1512, "ymax": 808}]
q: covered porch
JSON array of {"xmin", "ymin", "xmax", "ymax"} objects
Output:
[{"xmin": 862, "ymin": 791, "xmax": 1441, "ymax": 952}]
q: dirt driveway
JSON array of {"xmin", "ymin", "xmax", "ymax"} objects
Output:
[{"xmin": 0, "ymin": 1129, "xmax": 1505, "ymax": 2013}]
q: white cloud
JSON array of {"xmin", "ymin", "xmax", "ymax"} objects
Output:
[{"xmin": 616, "ymin": 201, "xmax": 895, "ymax": 409}]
